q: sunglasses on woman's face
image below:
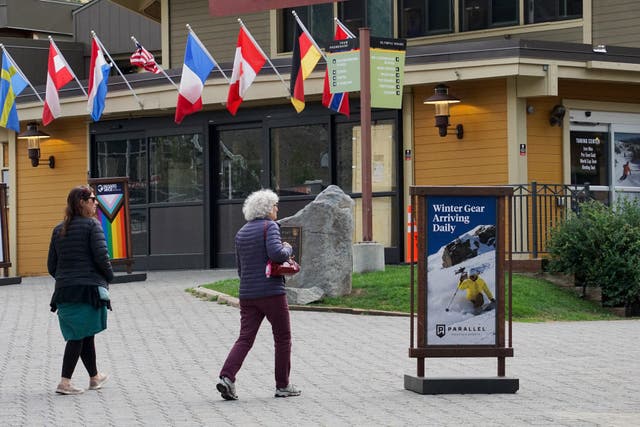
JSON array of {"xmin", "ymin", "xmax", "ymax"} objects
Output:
[{"xmin": 85, "ymin": 196, "xmax": 97, "ymax": 202}]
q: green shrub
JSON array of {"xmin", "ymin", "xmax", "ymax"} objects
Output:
[{"xmin": 546, "ymin": 198, "xmax": 640, "ymax": 307}]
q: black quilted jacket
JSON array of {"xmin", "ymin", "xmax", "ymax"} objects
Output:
[{"xmin": 48, "ymin": 216, "xmax": 114, "ymax": 289}]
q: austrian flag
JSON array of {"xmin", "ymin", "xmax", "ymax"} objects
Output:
[
  {"xmin": 226, "ymin": 27, "xmax": 266, "ymax": 116},
  {"xmin": 42, "ymin": 42, "xmax": 74, "ymax": 125}
]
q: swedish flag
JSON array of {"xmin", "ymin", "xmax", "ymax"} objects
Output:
[{"xmin": 0, "ymin": 51, "xmax": 28, "ymax": 132}]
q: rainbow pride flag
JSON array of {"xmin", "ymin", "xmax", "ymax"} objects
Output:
[{"xmin": 97, "ymin": 208, "xmax": 127, "ymax": 260}]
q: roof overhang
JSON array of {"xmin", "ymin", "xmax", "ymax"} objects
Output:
[
  {"xmin": 107, "ymin": 0, "xmax": 161, "ymax": 22},
  {"xmin": 17, "ymin": 39, "xmax": 640, "ymax": 122}
]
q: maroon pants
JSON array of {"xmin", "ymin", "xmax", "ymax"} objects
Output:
[{"xmin": 220, "ymin": 294, "xmax": 292, "ymax": 389}]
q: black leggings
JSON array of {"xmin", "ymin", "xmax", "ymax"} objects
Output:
[{"xmin": 61, "ymin": 335, "xmax": 97, "ymax": 379}]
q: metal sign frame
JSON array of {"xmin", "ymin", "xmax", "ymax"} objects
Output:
[{"xmin": 406, "ymin": 186, "xmax": 518, "ymax": 394}]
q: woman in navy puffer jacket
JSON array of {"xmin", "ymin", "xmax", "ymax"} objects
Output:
[{"xmin": 217, "ymin": 189, "xmax": 301, "ymax": 400}]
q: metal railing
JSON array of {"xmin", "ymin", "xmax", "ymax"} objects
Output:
[{"xmin": 510, "ymin": 182, "xmax": 593, "ymax": 257}]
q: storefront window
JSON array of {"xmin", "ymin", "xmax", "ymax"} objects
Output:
[
  {"xmin": 339, "ymin": 0, "xmax": 393, "ymax": 38},
  {"xmin": 270, "ymin": 124, "xmax": 330, "ymax": 196},
  {"xmin": 95, "ymin": 138, "xmax": 147, "ymax": 205},
  {"xmin": 281, "ymin": 4, "xmax": 333, "ymax": 52},
  {"xmin": 400, "ymin": 0, "xmax": 453, "ymax": 37},
  {"xmin": 149, "ymin": 134, "xmax": 204, "ymax": 203},
  {"xmin": 525, "ymin": 0, "xmax": 582, "ymax": 24},
  {"xmin": 336, "ymin": 120, "xmax": 397, "ymax": 193},
  {"xmin": 459, "ymin": 0, "xmax": 518, "ymax": 31},
  {"xmin": 217, "ymin": 128, "xmax": 263, "ymax": 200}
]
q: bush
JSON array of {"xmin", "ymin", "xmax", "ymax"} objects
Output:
[{"xmin": 546, "ymin": 198, "xmax": 640, "ymax": 307}]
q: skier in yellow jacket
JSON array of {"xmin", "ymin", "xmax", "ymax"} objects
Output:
[{"xmin": 458, "ymin": 268, "xmax": 495, "ymax": 310}]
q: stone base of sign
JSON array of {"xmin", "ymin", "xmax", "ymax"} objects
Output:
[
  {"xmin": 352, "ymin": 242, "xmax": 385, "ymax": 273},
  {"xmin": 404, "ymin": 375, "xmax": 519, "ymax": 394},
  {"xmin": 0, "ymin": 276, "xmax": 22, "ymax": 286},
  {"xmin": 111, "ymin": 273, "xmax": 147, "ymax": 284}
]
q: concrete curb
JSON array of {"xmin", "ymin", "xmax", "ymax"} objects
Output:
[{"xmin": 192, "ymin": 286, "xmax": 409, "ymax": 317}]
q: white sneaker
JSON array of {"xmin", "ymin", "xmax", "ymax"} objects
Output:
[
  {"xmin": 216, "ymin": 376, "xmax": 238, "ymax": 400},
  {"xmin": 275, "ymin": 384, "xmax": 301, "ymax": 398}
]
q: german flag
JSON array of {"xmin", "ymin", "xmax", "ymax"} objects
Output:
[{"xmin": 290, "ymin": 22, "xmax": 321, "ymax": 113}]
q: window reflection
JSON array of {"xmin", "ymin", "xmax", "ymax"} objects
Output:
[
  {"xmin": 95, "ymin": 138, "xmax": 147, "ymax": 204},
  {"xmin": 129, "ymin": 209, "xmax": 148, "ymax": 255},
  {"xmin": 336, "ymin": 120, "xmax": 397, "ymax": 193},
  {"xmin": 217, "ymin": 128, "xmax": 262, "ymax": 200},
  {"xmin": 149, "ymin": 134, "xmax": 204, "ymax": 203},
  {"xmin": 270, "ymin": 125, "xmax": 330, "ymax": 196}
]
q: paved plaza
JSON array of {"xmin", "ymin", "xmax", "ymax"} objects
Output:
[{"xmin": 1, "ymin": 270, "xmax": 639, "ymax": 426}]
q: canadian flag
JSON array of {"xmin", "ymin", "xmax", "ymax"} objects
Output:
[
  {"xmin": 226, "ymin": 27, "xmax": 266, "ymax": 116},
  {"xmin": 42, "ymin": 41, "xmax": 74, "ymax": 126}
]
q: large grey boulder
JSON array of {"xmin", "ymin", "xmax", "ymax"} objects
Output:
[{"xmin": 278, "ymin": 185, "xmax": 354, "ymax": 304}]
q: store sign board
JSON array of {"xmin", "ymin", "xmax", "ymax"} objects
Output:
[{"xmin": 327, "ymin": 50, "xmax": 361, "ymax": 93}]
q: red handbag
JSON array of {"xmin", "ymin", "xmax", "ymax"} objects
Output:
[
  {"xmin": 263, "ymin": 221, "xmax": 300, "ymax": 278},
  {"xmin": 266, "ymin": 258, "xmax": 300, "ymax": 278}
]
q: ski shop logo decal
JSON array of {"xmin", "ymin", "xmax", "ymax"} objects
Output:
[{"xmin": 436, "ymin": 324, "xmax": 446, "ymax": 338}]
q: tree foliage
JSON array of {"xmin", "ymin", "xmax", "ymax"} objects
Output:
[{"xmin": 546, "ymin": 198, "xmax": 640, "ymax": 307}]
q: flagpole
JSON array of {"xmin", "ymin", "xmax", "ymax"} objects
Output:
[
  {"xmin": 91, "ymin": 31, "xmax": 144, "ymax": 109},
  {"xmin": 0, "ymin": 44, "xmax": 44, "ymax": 104},
  {"xmin": 48, "ymin": 36, "xmax": 88, "ymax": 97},
  {"xmin": 292, "ymin": 11, "xmax": 327, "ymax": 61},
  {"xmin": 335, "ymin": 18, "xmax": 357, "ymax": 38},
  {"xmin": 238, "ymin": 19, "xmax": 291, "ymax": 96},
  {"xmin": 130, "ymin": 36, "xmax": 179, "ymax": 90},
  {"xmin": 185, "ymin": 25, "xmax": 230, "ymax": 84}
]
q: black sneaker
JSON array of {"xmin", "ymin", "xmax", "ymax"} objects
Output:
[
  {"xmin": 275, "ymin": 384, "xmax": 301, "ymax": 398},
  {"xmin": 216, "ymin": 376, "xmax": 238, "ymax": 400}
]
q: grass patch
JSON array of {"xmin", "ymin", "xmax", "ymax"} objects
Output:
[{"xmin": 200, "ymin": 265, "xmax": 621, "ymax": 322}]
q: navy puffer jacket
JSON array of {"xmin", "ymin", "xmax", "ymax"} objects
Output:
[
  {"xmin": 48, "ymin": 216, "xmax": 114, "ymax": 289},
  {"xmin": 236, "ymin": 218, "xmax": 292, "ymax": 300}
]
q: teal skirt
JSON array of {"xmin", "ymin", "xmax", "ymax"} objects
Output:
[{"xmin": 57, "ymin": 303, "xmax": 107, "ymax": 341}]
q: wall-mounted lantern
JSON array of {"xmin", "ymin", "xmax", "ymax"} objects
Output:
[
  {"xmin": 424, "ymin": 84, "xmax": 464, "ymax": 139},
  {"xmin": 17, "ymin": 122, "xmax": 54, "ymax": 168},
  {"xmin": 549, "ymin": 104, "xmax": 566, "ymax": 127}
]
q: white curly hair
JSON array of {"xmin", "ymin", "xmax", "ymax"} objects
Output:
[{"xmin": 242, "ymin": 189, "xmax": 279, "ymax": 221}]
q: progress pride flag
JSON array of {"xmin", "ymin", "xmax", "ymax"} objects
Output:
[{"xmin": 209, "ymin": 0, "xmax": 342, "ymax": 16}]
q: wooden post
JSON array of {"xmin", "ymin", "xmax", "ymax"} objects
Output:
[{"xmin": 359, "ymin": 27, "xmax": 372, "ymax": 242}]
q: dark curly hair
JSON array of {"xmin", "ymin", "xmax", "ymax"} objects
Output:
[{"xmin": 60, "ymin": 185, "xmax": 93, "ymax": 237}]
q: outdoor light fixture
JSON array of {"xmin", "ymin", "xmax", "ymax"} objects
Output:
[
  {"xmin": 549, "ymin": 104, "xmax": 566, "ymax": 127},
  {"xmin": 424, "ymin": 84, "xmax": 464, "ymax": 139},
  {"xmin": 17, "ymin": 122, "xmax": 54, "ymax": 168}
]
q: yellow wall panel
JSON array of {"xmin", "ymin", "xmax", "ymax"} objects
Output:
[
  {"xmin": 413, "ymin": 79, "xmax": 509, "ymax": 186},
  {"xmin": 17, "ymin": 118, "xmax": 88, "ymax": 276},
  {"xmin": 526, "ymin": 98, "xmax": 563, "ymax": 184}
]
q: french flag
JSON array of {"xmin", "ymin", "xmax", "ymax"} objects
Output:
[
  {"xmin": 87, "ymin": 38, "xmax": 111, "ymax": 122},
  {"xmin": 175, "ymin": 32, "xmax": 215, "ymax": 124}
]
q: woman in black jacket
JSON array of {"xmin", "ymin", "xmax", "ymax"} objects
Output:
[{"xmin": 48, "ymin": 185, "xmax": 114, "ymax": 395}]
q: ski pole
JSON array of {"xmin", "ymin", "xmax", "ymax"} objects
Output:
[{"xmin": 445, "ymin": 286, "xmax": 460, "ymax": 312}]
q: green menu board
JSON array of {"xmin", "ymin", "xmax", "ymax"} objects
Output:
[
  {"xmin": 370, "ymin": 47, "xmax": 405, "ymax": 109},
  {"xmin": 327, "ymin": 50, "xmax": 361, "ymax": 94}
]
